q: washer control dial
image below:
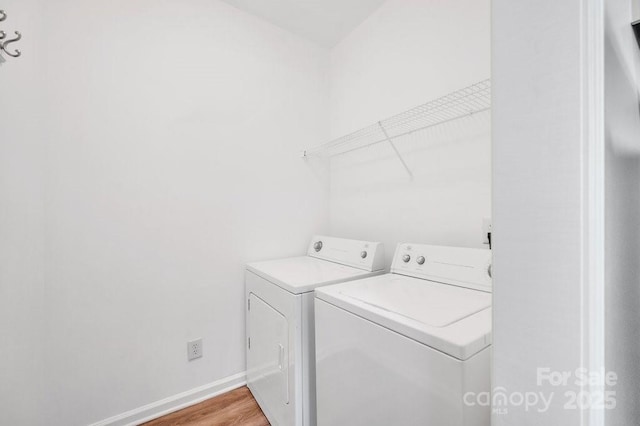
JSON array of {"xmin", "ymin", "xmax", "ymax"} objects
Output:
[
  {"xmin": 313, "ymin": 241, "xmax": 323, "ymax": 252},
  {"xmin": 360, "ymin": 251, "xmax": 368, "ymax": 259},
  {"xmin": 416, "ymin": 256, "xmax": 426, "ymax": 265},
  {"xmin": 402, "ymin": 254, "xmax": 411, "ymax": 263}
]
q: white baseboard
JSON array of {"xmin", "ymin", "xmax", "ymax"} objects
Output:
[{"xmin": 89, "ymin": 371, "xmax": 246, "ymax": 426}]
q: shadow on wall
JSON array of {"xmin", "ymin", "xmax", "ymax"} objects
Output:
[
  {"xmin": 605, "ymin": 13, "xmax": 640, "ymax": 154},
  {"xmin": 605, "ymin": 9, "xmax": 640, "ymax": 426}
]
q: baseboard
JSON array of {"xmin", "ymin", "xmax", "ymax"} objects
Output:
[{"xmin": 89, "ymin": 371, "xmax": 246, "ymax": 426}]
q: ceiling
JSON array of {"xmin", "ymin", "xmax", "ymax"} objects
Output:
[{"xmin": 221, "ymin": 0, "xmax": 387, "ymax": 47}]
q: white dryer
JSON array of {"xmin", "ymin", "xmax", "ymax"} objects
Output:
[
  {"xmin": 245, "ymin": 236, "xmax": 384, "ymax": 426},
  {"xmin": 314, "ymin": 243, "xmax": 492, "ymax": 426}
]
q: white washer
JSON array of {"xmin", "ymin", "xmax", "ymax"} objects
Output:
[
  {"xmin": 246, "ymin": 236, "xmax": 385, "ymax": 426},
  {"xmin": 314, "ymin": 243, "xmax": 493, "ymax": 426}
]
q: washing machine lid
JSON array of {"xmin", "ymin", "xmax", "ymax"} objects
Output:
[
  {"xmin": 315, "ymin": 274, "xmax": 492, "ymax": 360},
  {"xmin": 247, "ymin": 256, "xmax": 381, "ymax": 295},
  {"xmin": 339, "ymin": 274, "xmax": 491, "ymax": 327}
]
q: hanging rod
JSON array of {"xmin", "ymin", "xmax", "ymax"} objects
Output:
[
  {"xmin": 302, "ymin": 79, "xmax": 491, "ymax": 162},
  {"xmin": 0, "ymin": 10, "xmax": 23, "ymax": 59}
]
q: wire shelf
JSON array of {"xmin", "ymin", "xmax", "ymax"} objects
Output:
[{"xmin": 303, "ymin": 79, "xmax": 491, "ymax": 159}]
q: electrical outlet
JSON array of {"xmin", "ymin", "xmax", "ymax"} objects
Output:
[
  {"xmin": 482, "ymin": 218, "xmax": 492, "ymax": 245},
  {"xmin": 187, "ymin": 339, "xmax": 203, "ymax": 361}
]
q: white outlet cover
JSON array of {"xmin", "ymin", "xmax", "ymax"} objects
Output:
[{"xmin": 187, "ymin": 339, "xmax": 203, "ymax": 361}]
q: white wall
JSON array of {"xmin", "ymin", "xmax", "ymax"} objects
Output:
[
  {"xmin": 12, "ymin": 1, "xmax": 330, "ymax": 424},
  {"xmin": 492, "ymin": 0, "xmax": 599, "ymax": 423},
  {"xmin": 605, "ymin": 0, "xmax": 640, "ymax": 424},
  {"xmin": 0, "ymin": 1, "xmax": 45, "ymax": 425},
  {"xmin": 1, "ymin": 0, "xmax": 495, "ymax": 424},
  {"xmin": 327, "ymin": 0, "xmax": 491, "ymax": 261}
]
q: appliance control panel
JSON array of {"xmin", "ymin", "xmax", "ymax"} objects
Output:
[
  {"xmin": 391, "ymin": 243, "xmax": 492, "ymax": 292},
  {"xmin": 307, "ymin": 235, "xmax": 385, "ymax": 272}
]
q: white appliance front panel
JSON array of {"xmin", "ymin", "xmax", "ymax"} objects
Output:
[
  {"xmin": 248, "ymin": 294, "xmax": 290, "ymax": 409},
  {"xmin": 246, "ymin": 271, "xmax": 301, "ymax": 426},
  {"xmin": 315, "ymin": 299, "xmax": 490, "ymax": 426},
  {"xmin": 245, "ymin": 270, "xmax": 319, "ymax": 426},
  {"xmin": 391, "ymin": 243, "xmax": 492, "ymax": 292}
]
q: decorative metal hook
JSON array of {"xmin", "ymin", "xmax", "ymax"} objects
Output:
[
  {"xmin": 0, "ymin": 10, "xmax": 6, "ymax": 22},
  {"xmin": 1, "ymin": 31, "xmax": 21, "ymax": 58}
]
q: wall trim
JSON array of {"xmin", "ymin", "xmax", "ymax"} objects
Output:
[
  {"xmin": 580, "ymin": 0, "xmax": 605, "ymax": 426},
  {"xmin": 88, "ymin": 371, "xmax": 246, "ymax": 426}
]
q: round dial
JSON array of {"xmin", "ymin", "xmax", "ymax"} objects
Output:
[
  {"xmin": 360, "ymin": 251, "xmax": 368, "ymax": 259},
  {"xmin": 416, "ymin": 256, "xmax": 426, "ymax": 265},
  {"xmin": 402, "ymin": 254, "xmax": 411, "ymax": 263},
  {"xmin": 313, "ymin": 241, "xmax": 323, "ymax": 252}
]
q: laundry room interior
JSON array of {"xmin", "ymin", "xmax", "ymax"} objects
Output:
[{"xmin": 1, "ymin": 0, "xmax": 637, "ymax": 425}]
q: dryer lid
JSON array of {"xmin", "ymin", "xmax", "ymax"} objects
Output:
[{"xmin": 247, "ymin": 256, "xmax": 380, "ymax": 294}]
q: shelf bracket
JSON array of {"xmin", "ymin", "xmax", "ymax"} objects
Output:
[{"xmin": 378, "ymin": 122, "xmax": 414, "ymax": 180}]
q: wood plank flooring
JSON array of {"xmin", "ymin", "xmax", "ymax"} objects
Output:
[{"xmin": 142, "ymin": 386, "xmax": 269, "ymax": 426}]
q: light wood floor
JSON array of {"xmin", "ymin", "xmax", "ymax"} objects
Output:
[{"xmin": 142, "ymin": 386, "xmax": 269, "ymax": 426}]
